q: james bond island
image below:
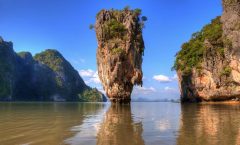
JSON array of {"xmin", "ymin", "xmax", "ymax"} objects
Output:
[
  {"xmin": 93, "ymin": 8, "xmax": 147, "ymax": 103},
  {"xmin": 1, "ymin": 0, "xmax": 240, "ymax": 145},
  {"xmin": 173, "ymin": 0, "xmax": 240, "ymax": 103}
]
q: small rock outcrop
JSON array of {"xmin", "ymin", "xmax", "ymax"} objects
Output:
[
  {"xmin": 174, "ymin": 0, "xmax": 240, "ymax": 102},
  {"xmin": 0, "ymin": 37, "xmax": 107, "ymax": 102},
  {"xmin": 95, "ymin": 8, "xmax": 146, "ymax": 103}
]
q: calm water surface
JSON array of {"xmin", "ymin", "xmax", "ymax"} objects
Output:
[{"xmin": 0, "ymin": 102, "xmax": 239, "ymax": 145}]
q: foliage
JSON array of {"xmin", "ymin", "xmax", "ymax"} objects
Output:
[
  {"xmin": 111, "ymin": 47, "xmax": 124, "ymax": 54},
  {"xmin": 173, "ymin": 16, "xmax": 224, "ymax": 74},
  {"xmin": 134, "ymin": 8, "xmax": 142, "ymax": 16},
  {"xmin": 34, "ymin": 49, "xmax": 74, "ymax": 89},
  {"xmin": 221, "ymin": 66, "xmax": 232, "ymax": 76},
  {"xmin": 0, "ymin": 76, "xmax": 11, "ymax": 98},
  {"xmin": 89, "ymin": 24, "xmax": 95, "ymax": 30},
  {"xmin": 223, "ymin": 37, "xmax": 232, "ymax": 48},
  {"xmin": 223, "ymin": 0, "xmax": 236, "ymax": 6},
  {"xmin": 0, "ymin": 43, "xmax": 14, "ymax": 98},
  {"xmin": 141, "ymin": 16, "xmax": 148, "ymax": 21},
  {"xmin": 124, "ymin": 6, "xmax": 130, "ymax": 11},
  {"xmin": 103, "ymin": 18, "xmax": 127, "ymax": 39},
  {"xmin": 17, "ymin": 52, "xmax": 29, "ymax": 58},
  {"xmin": 102, "ymin": 7, "xmax": 147, "ymax": 40},
  {"xmin": 34, "ymin": 49, "xmax": 64, "ymax": 72},
  {"xmin": 79, "ymin": 88, "xmax": 105, "ymax": 102}
]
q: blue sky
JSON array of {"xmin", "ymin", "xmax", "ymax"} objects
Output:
[{"xmin": 0, "ymin": 0, "xmax": 222, "ymax": 100}]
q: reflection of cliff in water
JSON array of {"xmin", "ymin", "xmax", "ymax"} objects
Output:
[
  {"xmin": 177, "ymin": 104, "xmax": 240, "ymax": 145},
  {"xmin": 0, "ymin": 103, "xmax": 105, "ymax": 145},
  {"xmin": 97, "ymin": 104, "xmax": 145, "ymax": 145}
]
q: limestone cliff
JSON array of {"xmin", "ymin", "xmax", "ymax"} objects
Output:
[
  {"xmin": 0, "ymin": 37, "xmax": 107, "ymax": 102},
  {"xmin": 174, "ymin": 0, "xmax": 240, "ymax": 102},
  {"xmin": 95, "ymin": 8, "xmax": 146, "ymax": 103}
]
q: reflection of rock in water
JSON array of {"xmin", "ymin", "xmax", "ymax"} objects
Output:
[
  {"xmin": 0, "ymin": 103, "xmax": 105, "ymax": 145},
  {"xmin": 177, "ymin": 104, "xmax": 240, "ymax": 145},
  {"xmin": 97, "ymin": 104, "xmax": 144, "ymax": 145}
]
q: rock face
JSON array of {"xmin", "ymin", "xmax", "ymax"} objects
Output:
[
  {"xmin": 174, "ymin": 0, "xmax": 240, "ymax": 102},
  {"xmin": 0, "ymin": 37, "xmax": 107, "ymax": 102},
  {"xmin": 95, "ymin": 9, "xmax": 145, "ymax": 103}
]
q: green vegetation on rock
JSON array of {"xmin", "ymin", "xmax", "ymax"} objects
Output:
[
  {"xmin": 111, "ymin": 47, "xmax": 124, "ymax": 55},
  {"xmin": 34, "ymin": 49, "xmax": 65, "ymax": 72},
  {"xmin": 0, "ymin": 77, "xmax": 11, "ymax": 98},
  {"xmin": 103, "ymin": 18, "xmax": 127, "ymax": 39},
  {"xmin": 223, "ymin": 0, "xmax": 237, "ymax": 7},
  {"xmin": 133, "ymin": 8, "xmax": 142, "ymax": 16},
  {"xmin": 173, "ymin": 16, "xmax": 224, "ymax": 74},
  {"xmin": 89, "ymin": 24, "xmax": 95, "ymax": 30},
  {"xmin": 79, "ymin": 88, "xmax": 106, "ymax": 102},
  {"xmin": 0, "ymin": 41, "xmax": 14, "ymax": 99},
  {"xmin": 17, "ymin": 52, "xmax": 31, "ymax": 58},
  {"xmin": 221, "ymin": 66, "xmax": 232, "ymax": 76}
]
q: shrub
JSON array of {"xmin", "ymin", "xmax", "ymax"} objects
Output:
[
  {"xmin": 134, "ymin": 8, "xmax": 142, "ymax": 16},
  {"xmin": 124, "ymin": 6, "xmax": 130, "ymax": 11},
  {"xmin": 111, "ymin": 47, "xmax": 124, "ymax": 54},
  {"xmin": 103, "ymin": 19, "xmax": 127, "ymax": 39},
  {"xmin": 89, "ymin": 24, "xmax": 94, "ymax": 30},
  {"xmin": 141, "ymin": 16, "xmax": 148, "ymax": 21},
  {"xmin": 221, "ymin": 66, "xmax": 232, "ymax": 76},
  {"xmin": 79, "ymin": 88, "xmax": 104, "ymax": 102}
]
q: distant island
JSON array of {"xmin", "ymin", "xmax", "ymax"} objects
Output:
[
  {"xmin": 173, "ymin": 0, "xmax": 240, "ymax": 103},
  {"xmin": 0, "ymin": 37, "xmax": 107, "ymax": 102}
]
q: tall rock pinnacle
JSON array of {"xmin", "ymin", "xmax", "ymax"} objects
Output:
[{"xmin": 95, "ymin": 8, "xmax": 146, "ymax": 103}]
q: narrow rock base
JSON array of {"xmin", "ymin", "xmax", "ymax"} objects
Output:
[{"xmin": 110, "ymin": 97, "xmax": 131, "ymax": 104}]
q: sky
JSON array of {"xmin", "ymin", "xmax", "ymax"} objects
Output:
[{"xmin": 0, "ymin": 0, "xmax": 222, "ymax": 101}]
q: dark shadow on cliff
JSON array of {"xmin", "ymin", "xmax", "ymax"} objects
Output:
[
  {"xmin": 97, "ymin": 104, "xmax": 145, "ymax": 145},
  {"xmin": 180, "ymin": 73, "xmax": 201, "ymax": 103}
]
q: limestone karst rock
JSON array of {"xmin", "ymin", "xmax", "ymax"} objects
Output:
[
  {"xmin": 174, "ymin": 0, "xmax": 240, "ymax": 102},
  {"xmin": 0, "ymin": 37, "xmax": 107, "ymax": 102},
  {"xmin": 95, "ymin": 8, "xmax": 146, "ymax": 103}
]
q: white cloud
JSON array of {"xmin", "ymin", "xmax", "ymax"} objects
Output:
[
  {"xmin": 164, "ymin": 86, "xmax": 176, "ymax": 91},
  {"xmin": 86, "ymin": 76, "xmax": 101, "ymax": 84},
  {"xmin": 79, "ymin": 69, "xmax": 95, "ymax": 77},
  {"xmin": 155, "ymin": 119, "xmax": 171, "ymax": 132},
  {"xmin": 131, "ymin": 85, "xmax": 180, "ymax": 101},
  {"xmin": 79, "ymin": 69, "xmax": 101, "ymax": 84},
  {"xmin": 132, "ymin": 86, "xmax": 156, "ymax": 95},
  {"xmin": 153, "ymin": 75, "xmax": 172, "ymax": 83},
  {"xmin": 172, "ymin": 74, "xmax": 178, "ymax": 80},
  {"xmin": 153, "ymin": 74, "xmax": 178, "ymax": 83}
]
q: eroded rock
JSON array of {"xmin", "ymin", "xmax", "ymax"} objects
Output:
[
  {"xmin": 95, "ymin": 9, "xmax": 145, "ymax": 103},
  {"xmin": 174, "ymin": 0, "xmax": 240, "ymax": 102}
]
